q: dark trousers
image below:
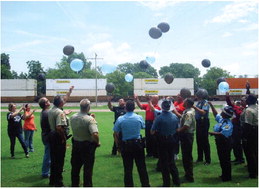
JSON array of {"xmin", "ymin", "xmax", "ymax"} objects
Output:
[
  {"xmin": 242, "ymin": 125, "xmax": 258, "ymax": 178},
  {"xmin": 179, "ymin": 133, "xmax": 194, "ymax": 180},
  {"xmin": 112, "ymin": 141, "xmax": 117, "ymax": 155},
  {"xmin": 49, "ymin": 131, "xmax": 66, "ymax": 187},
  {"xmin": 8, "ymin": 132, "xmax": 28, "ymax": 156},
  {"xmin": 145, "ymin": 120, "xmax": 154, "ymax": 156},
  {"xmin": 231, "ymin": 123, "xmax": 244, "ymax": 162},
  {"xmin": 215, "ymin": 136, "xmax": 232, "ymax": 181},
  {"xmin": 121, "ymin": 140, "xmax": 150, "ymax": 187},
  {"xmin": 71, "ymin": 139, "xmax": 97, "ymax": 187},
  {"xmin": 157, "ymin": 136, "xmax": 180, "ymax": 187},
  {"xmin": 196, "ymin": 118, "xmax": 211, "ymax": 163}
]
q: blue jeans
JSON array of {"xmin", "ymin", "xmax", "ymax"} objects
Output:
[
  {"xmin": 24, "ymin": 130, "xmax": 34, "ymax": 151},
  {"xmin": 8, "ymin": 132, "xmax": 28, "ymax": 156},
  {"xmin": 42, "ymin": 141, "xmax": 51, "ymax": 177}
]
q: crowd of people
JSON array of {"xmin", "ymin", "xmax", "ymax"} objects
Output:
[{"xmin": 6, "ymin": 84, "xmax": 258, "ymax": 187}]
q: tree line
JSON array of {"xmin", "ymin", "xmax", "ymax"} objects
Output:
[{"xmin": 1, "ymin": 52, "xmax": 249, "ymax": 97}]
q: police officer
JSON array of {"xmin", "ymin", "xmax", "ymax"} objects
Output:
[
  {"xmin": 70, "ymin": 99, "xmax": 100, "ymax": 187},
  {"xmin": 48, "ymin": 86, "xmax": 73, "ymax": 187},
  {"xmin": 193, "ymin": 89, "xmax": 211, "ymax": 165},
  {"xmin": 151, "ymin": 100, "xmax": 180, "ymax": 187},
  {"xmin": 107, "ymin": 96, "xmax": 126, "ymax": 155},
  {"xmin": 208, "ymin": 102, "xmax": 234, "ymax": 182},
  {"xmin": 177, "ymin": 98, "xmax": 195, "ymax": 183},
  {"xmin": 113, "ymin": 100, "xmax": 150, "ymax": 187},
  {"xmin": 242, "ymin": 94, "xmax": 258, "ymax": 179}
]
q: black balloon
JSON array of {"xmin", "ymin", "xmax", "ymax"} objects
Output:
[
  {"xmin": 149, "ymin": 27, "xmax": 162, "ymax": 39},
  {"xmin": 38, "ymin": 73, "xmax": 45, "ymax": 81},
  {"xmin": 139, "ymin": 60, "xmax": 149, "ymax": 69},
  {"xmin": 180, "ymin": 88, "xmax": 191, "ymax": 99},
  {"xmin": 164, "ymin": 73, "xmax": 174, "ymax": 84},
  {"xmin": 63, "ymin": 45, "xmax": 74, "ymax": 56},
  {"xmin": 217, "ymin": 77, "xmax": 226, "ymax": 85},
  {"xmin": 201, "ymin": 59, "xmax": 211, "ymax": 68},
  {"xmin": 157, "ymin": 22, "xmax": 170, "ymax": 33},
  {"xmin": 105, "ymin": 83, "xmax": 115, "ymax": 93},
  {"xmin": 196, "ymin": 88, "xmax": 209, "ymax": 99}
]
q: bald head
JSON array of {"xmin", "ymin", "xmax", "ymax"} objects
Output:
[
  {"xmin": 151, "ymin": 95, "xmax": 159, "ymax": 105},
  {"xmin": 80, "ymin": 98, "xmax": 91, "ymax": 113}
]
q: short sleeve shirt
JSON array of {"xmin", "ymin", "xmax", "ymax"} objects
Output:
[
  {"xmin": 214, "ymin": 114, "xmax": 233, "ymax": 138},
  {"xmin": 40, "ymin": 109, "xmax": 51, "ymax": 136},
  {"xmin": 174, "ymin": 101, "xmax": 185, "ymax": 115},
  {"xmin": 48, "ymin": 106, "xmax": 67, "ymax": 131},
  {"xmin": 151, "ymin": 111, "xmax": 179, "ymax": 136},
  {"xmin": 70, "ymin": 112, "xmax": 98, "ymax": 142},
  {"xmin": 113, "ymin": 112, "xmax": 145, "ymax": 141},
  {"xmin": 142, "ymin": 104, "xmax": 161, "ymax": 121},
  {"xmin": 245, "ymin": 104, "xmax": 258, "ymax": 126},
  {"xmin": 195, "ymin": 99, "xmax": 210, "ymax": 120},
  {"xmin": 7, "ymin": 112, "xmax": 23, "ymax": 134},
  {"xmin": 23, "ymin": 111, "xmax": 36, "ymax": 130},
  {"xmin": 180, "ymin": 108, "xmax": 196, "ymax": 134}
]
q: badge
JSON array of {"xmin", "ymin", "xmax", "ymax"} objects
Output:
[{"xmin": 225, "ymin": 125, "xmax": 229, "ymax": 129}]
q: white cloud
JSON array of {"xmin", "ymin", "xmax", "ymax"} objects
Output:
[
  {"xmin": 222, "ymin": 32, "xmax": 233, "ymax": 37},
  {"xmin": 236, "ymin": 23, "xmax": 258, "ymax": 31},
  {"xmin": 222, "ymin": 63, "xmax": 240, "ymax": 74},
  {"xmin": 139, "ymin": 0, "xmax": 179, "ymax": 11},
  {"xmin": 208, "ymin": 2, "xmax": 257, "ymax": 23},
  {"xmin": 3, "ymin": 40, "xmax": 44, "ymax": 52}
]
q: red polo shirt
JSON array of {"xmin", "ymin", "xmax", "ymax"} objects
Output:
[
  {"xmin": 141, "ymin": 104, "xmax": 161, "ymax": 121},
  {"xmin": 174, "ymin": 101, "xmax": 185, "ymax": 115}
]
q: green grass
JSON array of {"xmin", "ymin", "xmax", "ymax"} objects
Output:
[{"xmin": 1, "ymin": 111, "xmax": 258, "ymax": 187}]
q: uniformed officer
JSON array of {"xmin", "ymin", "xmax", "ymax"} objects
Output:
[
  {"xmin": 193, "ymin": 89, "xmax": 211, "ymax": 165},
  {"xmin": 107, "ymin": 96, "xmax": 126, "ymax": 155},
  {"xmin": 177, "ymin": 98, "xmax": 195, "ymax": 183},
  {"xmin": 48, "ymin": 94, "xmax": 72, "ymax": 187},
  {"xmin": 242, "ymin": 94, "xmax": 258, "ymax": 179},
  {"xmin": 113, "ymin": 100, "xmax": 150, "ymax": 187},
  {"xmin": 208, "ymin": 102, "xmax": 234, "ymax": 182},
  {"xmin": 151, "ymin": 100, "xmax": 180, "ymax": 187},
  {"xmin": 70, "ymin": 99, "xmax": 100, "ymax": 187}
]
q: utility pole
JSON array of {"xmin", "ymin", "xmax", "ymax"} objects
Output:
[{"xmin": 87, "ymin": 53, "xmax": 103, "ymax": 107}]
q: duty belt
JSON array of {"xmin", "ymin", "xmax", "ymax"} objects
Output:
[{"xmin": 123, "ymin": 139, "xmax": 141, "ymax": 144}]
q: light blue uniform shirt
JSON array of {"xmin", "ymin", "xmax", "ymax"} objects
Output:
[
  {"xmin": 213, "ymin": 114, "xmax": 233, "ymax": 138},
  {"xmin": 195, "ymin": 99, "xmax": 210, "ymax": 120},
  {"xmin": 113, "ymin": 112, "xmax": 145, "ymax": 141},
  {"xmin": 151, "ymin": 111, "xmax": 179, "ymax": 136}
]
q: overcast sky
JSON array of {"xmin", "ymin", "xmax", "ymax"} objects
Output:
[{"xmin": 1, "ymin": 1, "xmax": 258, "ymax": 77}]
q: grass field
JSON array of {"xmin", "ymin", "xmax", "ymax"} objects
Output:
[{"xmin": 1, "ymin": 110, "xmax": 258, "ymax": 187}]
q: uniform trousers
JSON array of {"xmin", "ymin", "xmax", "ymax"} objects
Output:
[
  {"xmin": 179, "ymin": 133, "xmax": 194, "ymax": 181},
  {"xmin": 49, "ymin": 131, "xmax": 66, "ymax": 187},
  {"xmin": 145, "ymin": 120, "xmax": 155, "ymax": 156},
  {"xmin": 215, "ymin": 136, "xmax": 232, "ymax": 181},
  {"xmin": 71, "ymin": 139, "xmax": 97, "ymax": 187},
  {"xmin": 242, "ymin": 125, "xmax": 258, "ymax": 178},
  {"xmin": 231, "ymin": 123, "xmax": 244, "ymax": 162},
  {"xmin": 196, "ymin": 118, "xmax": 211, "ymax": 163},
  {"xmin": 121, "ymin": 139, "xmax": 150, "ymax": 187},
  {"xmin": 157, "ymin": 135, "xmax": 180, "ymax": 187}
]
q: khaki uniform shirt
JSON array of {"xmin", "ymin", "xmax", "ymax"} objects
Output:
[
  {"xmin": 245, "ymin": 104, "xmax": 258, "ymax": 126},
  {"xmin": 70, "ymin": 112, "xmax": 98, "ymax": 142},
  {"xmin": 48, "ymin": 106, "xmax": 67, "ymax": 131},
  {"xmin": 180, "ymin": 108, "xmax": 196, "ymax": 134}
]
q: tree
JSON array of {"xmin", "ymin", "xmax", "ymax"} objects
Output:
[
  {"xmin": 106, "ymin": 70, "xmax": 133, "ymax": 97},
  {"xmin": 26, "ymin": 60, "xmax": 45, "ymax": 79},
  {"xmin": 159, "ymin": 63, "xmax": 201, "ymax": 90},
  {"xmin": 1, "ymin": 53, "xmax": 12, "ymax": 79},
  {"xmin": 200, "ymin": 67, "xmax": 233, "ymax": 96},
  {"xmin": 117, "ymin": 62, "xmax": 158, "ymax": 78}
]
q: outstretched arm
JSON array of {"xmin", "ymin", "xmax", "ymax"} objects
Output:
[
  {"xmin": 208, "ymin": 101, "xmax": 217, "ymax": 118},
  {"xmin": 107, "ymin": 96, "xmax": 113, "ymax": 111},
  {"xmin": 225, "ymin": 92, "xmax": 234, "ymax": 107},
  {"xmin": 134, "ymin": 94, "xmax": 143, "ymax": 110},
  {"xmin": 63, "ymin": 86, "xmax": 74, "ymax": 103}
]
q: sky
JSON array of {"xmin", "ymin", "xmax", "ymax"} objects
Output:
[{"xmin": 1, "ymin": 1, "xmax": 258, "ymax": 77}]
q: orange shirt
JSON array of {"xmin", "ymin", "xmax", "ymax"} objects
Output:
[{"xmin": 23, "ymin": 111, "xmax": 36, "ymax": 130}]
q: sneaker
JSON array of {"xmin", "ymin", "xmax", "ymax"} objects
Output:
[
  {"xmin": 29, "ymin": 149, "xmax": 34, "ymax": 152},
  {"xmin": 25, "ymin": 154, "xmax": 29, "ymax": 158},
  {"xmin": 11, "ymin": 155, "xmax": 15, "ymax": 159}
]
